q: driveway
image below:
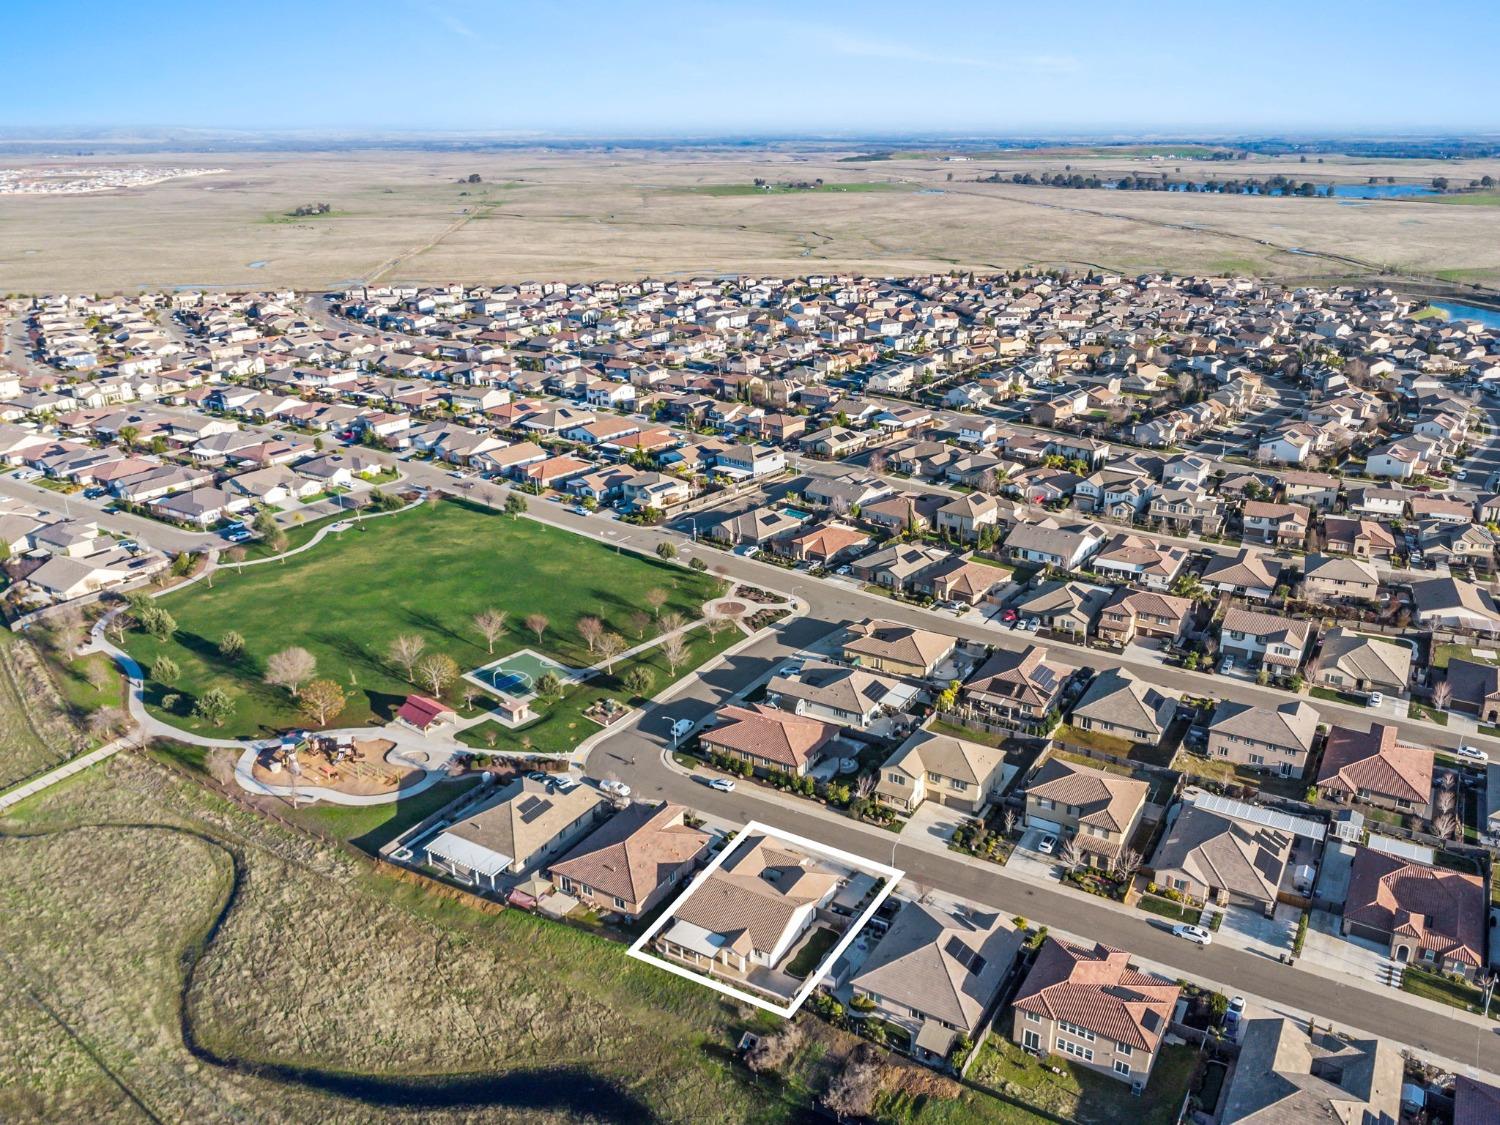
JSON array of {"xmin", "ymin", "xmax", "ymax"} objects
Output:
[
  {"xmin": 899, "ymin": 800, "xmax": 968, "ymax": 855},
  {"xmin": 1007, "ymin": 826, "xmax": 1063, "ymax": 882},
  {"xmin": 1300, "ymin": 910, "xmax": 1401, "ymax": 987},
  {"xmin": 1314, "ymin": 840, "xmax": 1355, "ymax": 908},
  {"xmin": 1218, "ymin": 903, "xmax": 1299, "ymax": 961}
]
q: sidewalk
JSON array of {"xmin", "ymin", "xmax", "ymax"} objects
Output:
[{"xmin": 0, "ymin": 737, "xmax": 131, "ymax": 813}]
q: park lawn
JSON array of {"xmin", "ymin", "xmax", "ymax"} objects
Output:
[
  {"xmin": 236, "ymin": 509, "xmax": 350, "ymax": 561},
  {"xmin": 456, "ymin": 623, "xmax": 743, "ymax": 756},
  {"xmin": 968, "ymin": 1038, "xmax": 1197, "ymax": 1125},
  {"xmin": 286, "ymin": 775, "xmax": 482, "ymax": 852},
  {"xmin": 122, "ymin": 501, "xmax": 719, "ymax": 739}
]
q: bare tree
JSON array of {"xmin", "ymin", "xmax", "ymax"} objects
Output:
[
  {"xmin": 1432, "ymin": 678, "xmax": 1453, "ymax": 711},
  {"xmin": 661, "ymin": 631, "xmax": 688, "ymax": 674},
  {"xmin": 1433, "ymin": 810, "xmax": 1459, "ymax": 841},
  {"xmin": 1057, "ymin": 836, "xmax": 1081, "ymax": 871},
  {"xmin": 388, "ymin": 634, "xmax": 426, "ymax": 682},
  {"xmin": 645, "ymin": 588, "xmax": 668, "ymax": 620},
  {"xmin": 598, "ymin": 631, "xmax": 626, "ymax": 674},
  {"xmin": 84, "ymin": 659, "xmax": 112, "ymax": 692},
  {"xmin": 87, "ymin": 706, "xmax": 127, "ymax": 742},
  {"xmin": 265, "ymin": 646, "xmax": 316, "ymax": 698},
  {"xmin": 473, "ymin": 609, "xmax": 508, "ymax": 654},
  {"xmin": 1001, "ymin": 807, "xmax": 1018, "ymax": 837},
  {"xmin": 49, "ymin": 605, "xmax": 85, "ymax": 656},
  {"xmin": 1113, "ymin": 846, "xmax": 1143, "ymax": 882},
  {"xmin": 577, "ymin": 615, "xmax": 604, "ymax": 654},
  {"xmin": 415, "ymin": 653, "xmax": 459, "ymax": 699},
  {"xmin": 659, "ymin": 610, "xmax": 684, "ymax": 635},
  {"xmin": 868, "ymin": 451, "xmax": 888, "ymax": 475},
  {"xmin": 822, "ymin": 1047, "xmax": 885, "ymax": 1122},
  {"xmin": 525, "ymin": 613, "xmax": 549, "ymax": 645},
  {"xmin": 704, "ymin": 613, "xmax": 730, "ymax": 638},
  {"xmin": 628, "ymin": 610, "xmax": 651, "ymax": 639},
  {"xmin": 745, "ymin": 1021, "xmax": 804, "ymax": 1075}
]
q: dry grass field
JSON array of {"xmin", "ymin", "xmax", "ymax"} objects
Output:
[
  {"xmin": 0, "ymin": 630, "xmax": 87, "ymax": 792},
  {"xmin": 3, "ymin": 146, "xmax": 1499, "ymax": 293},
  {"xmin": 0, "ymin": 753, "xmax": 1010, "ymax": 1124}
]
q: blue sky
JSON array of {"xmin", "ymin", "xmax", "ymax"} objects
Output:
[{"xmin": 3, "ymin": 0, "xmax": 1497, "ymax": 135}]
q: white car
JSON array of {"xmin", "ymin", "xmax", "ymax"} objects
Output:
[
  {"xmin": 599, "ymin": 779, "xmax": 631, "ymax": 799},
  {"xmin": 1366, "ymin": 692, "xmax": 1384, "ymax": 709},
  {"xmin": 1036, "ymin": 834, "xmax": 1058, "ymax": 855},
  {"xmin": 708, "ymin": 777, "xmax": 736, "ymax": 793},
  {"xmin": 1172, "ymin": 923, "xmax": 1213, "ymax": 946},
  {"xmin": 551, "ymin": 774, "xmax": 580, "ymax": 792},
  {"xmin": 1457, "ymin": 744, "xmax": 1490, "ymax": 764}
]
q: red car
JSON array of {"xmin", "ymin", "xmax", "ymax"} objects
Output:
[{"xmin": 1002, "ymin": 608, "xmax": 1018, "ymax": 622}]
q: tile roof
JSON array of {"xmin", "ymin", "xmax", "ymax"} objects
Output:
[
  {"xmin": 700, "ymin": 703, "xmax": 837, "ymax": 770},
  {"xmin": 1316, "ymin": 723, "xmax": 1433, "ymax": 805},
  {"xmin": 670, "ymin": 835, "xmax": 838, "ymax": 955},
  {"xmin": 549, "ymin": 801, "xmax": 710, "ymax": 907},
  {"xmin": 1344, "ymin": 849, "xmax": 1484, "ymax": 968},
  {"xmin": 1012, "ymin": 939, "xmax": 1179, "ymax": 1052},
  {"xmin": 1025, "ymin": 756, "xmax": 1149, "ymax": 833}
]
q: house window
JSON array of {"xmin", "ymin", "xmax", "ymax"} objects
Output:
[
  {"xmin": 887, "ymin": 773, "xmax": 905, "ymax": 785},
  {"xmin": 928, "ymin": 771, "xmax": 942, "ymax": 783},
  {"xmin": 951, "ymin": 779, "xmax": 968, "ymax": 792},
  {"xmin": 1022, "ymin": 1029, "xmax": 1041, "ymax": 1051},
  {"xmin": 1025, "ymin": 1011, "xmax": 1041, "ymax": 1023},
  {"xmin": 1114, "ymin": 1060, "xmax": 1132, "ymax": 1077},
  {"xmin": 1117, "ymin": 1043, "xmax": 1132, "ymax": 1056},
  {"xmin": 1057, "ymin": 1021, "xmax": 1096, "ymax": 1042},
  {"xmin": 613, "ymin": 896, "xmax": 626, "ymax": 910},
  {"xmin": 1057, "ymin": 1039, "xmax": 1094, "ymax": 1062}
]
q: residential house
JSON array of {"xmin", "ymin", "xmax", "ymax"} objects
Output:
[
  {"xmin": 850, "ymin": 901, "xmax": 1022, "ymax": 1062},
  {"xmin": 1446, "ymin": 658, "xmax": 1500, "ymax": 721},
  {"xmin": 1148, "ymin": 802, "xmax": 1294, "ymax": 916},
  {"xmin": 1095, "ymin": 589, "xmax": 1194, "ymax": 648},
  {"xmin": 1148, "ymin": 488, "xmax": 1224, "ymax": 536},
  {"xmin": 778, "ymin": 521, "xmax": 870, "ymax": 566},
  {"xmin": 654, "ymin": 834, "xmax": 838, "ymax": 978},
  {"xmin": 1302, "ymin": 555, "xmax": 1380, "ymax": 603},
  {"xmin": 1090, "ymin": 533, "xmax": 1188, "ymax": 591},
  {"xmin": 1004, "ymin": 518, "xmax": 1107, "ymax": 572},
  {"xmin": 1411, "ymin": 576, "xmax": 1500, "ymax": 631},
  {"xmin": 914, "ymin": 556, "xmax": 1011, "ymax": 606},
  {"xmin": 1342, "ymin": 849, "xmax": 1484, "ymax": 978},
  {"xmin": 1206, "ymin": 700, "xmax": 1321, "ymax": 779},
  {"xmin": 1321, "ymin": 517, "xmax": 1396, "ymax": 561},
  {"xmin": 549, "ymin": 801, "xmax": 712, "ymax": 921},
  {"xmin": 422, "ymin": 776, "xmax": 608, "ymax": 888},
  {"xmin": 1221, "ymin": 1018, "xmax": 1401, "ymax": 1125},
  {"xmin": 1201, "ymin": 549, "xmax": 1283, "ymax": 602},
  {"xmin": 1219, "ymin": 607, "xmax": 1309, "ymax": 673},
  {"xmin": 850, "ymin": 543, "xmax": 950, "ymax": 592},
  {"xmin": 935, "ymin": 493, "xmax": 1000, "ymax": 544},
  {"xmin": 1241, "ymin": 500, "xmax": 1309, "ymax": 548},
  {"xmin": 1010, "ymin": 939, "xmax": 1180, "ymax": 1085},
  {"xmin": 1012, "ymin": 580, "xmax": 1111, "ymax": 639},
  {"xmin": 1022, "ymin": 756, "xmax": 1149, "ymax": 865},
  {"xmin": 699, "ymin": 703, "xmax": 838, "ymax": 777},
  {"xmin": 961, "ymin": 646, "xmax": 1071, "ymax": 730},
  {"xmin": 1313, "ymin": 629, "xmax": 1411, "ymax": 695},
  {"xmin": 1069, "ymin": 669, "xmax": 1176, "ymax": 746},
  {"xmin": 1316, "ymin": 723, "xmax": 1433, "ymax": 815},
  {"xmin": 842, "ymin": 619, "xmax": 957, "ymax": 679},
  {"xmin": 765, "ymin": 661, "xmax": 915, "ymax": 730},
  {"xmin": 875, "ymin": 727, "xmax": 1014, "ymax": 815}
]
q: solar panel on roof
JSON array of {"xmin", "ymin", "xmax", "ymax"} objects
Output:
[
  {"xmin": 1033, "ymin": 667, "xmax": 1058, "ymax": 691},
  {"xmin": 517, "ymin": 795, "xmax": 553, "ymax": 823},
  {"xmin": 944, "ymin": 936, "xmax": 987, "ymax": 976}
]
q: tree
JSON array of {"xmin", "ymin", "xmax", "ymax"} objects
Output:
[
  {"xmin": 598, "ymin": 631, "xmax": 626, "ymax": 673},
  {"xmin": 49, "ymin": 605, "xmax": 85, "ymax": 655},
  {"xmin": 745, "ymin": 1022, "xmax": 803, "ymax": 1074},
  {"xmin": 84, "ymin": 659, "xmax": 112, "ymax": 692},
  {"xmin": 88, "ymin": 706, "xmax": 128, "ymax": 742},
  {"xmin": 645, "ymin": 588, "xmax": 668, "ymax": 619},
  {"xmin": 1057, "ymin": 836, "xmax": 1081, "ymax": 870},
  {"xmin": 624, "ymin": 665, "xmax": 655, "ymax": 697},
  {"xmin": 473, "ymin": 609, "xmax": 508, "ymax": 654},
  {"xmin": 689, "ymin": 556, "xmax": 708, "ymax": 572},
  {"xmin": 265, "ymin": 646, "xmax": 316, "ymax": 698},
  {"xmin": 535, "ymin": 670, "xmax": 563, "ymax": 699},
  {"xmin": 628, "ymin": 610, "xmax": 651, "ymax": 639},
  {"xmin": 655, "ymin": 541, "xmax": 677, "ymax": 560},
  {"xmin": 300, "ymin": 679, "xmax": 347, "ymax": 726},
  {"xmin": 577, "ymin": 615, "xmax": 604, "ymax": 654},
  {"xmin": 1113, "ymin": 846, "xmax": 1143, "ymax": 882},
  {"xmin": 1432, "ymin": 678, "xmax": 1453, "ymax": 711},
  {"xmin": 659, "ymin": 610, "xmax": 685, "ymax": 635},
  {"xmin": 704, "ymin": 613, "xmax": 729, "ymax": 638},
  {"xmin": 525, "ymin": 613, "xmax": 549, "ymax": 645},
  {"xmin": 254, "ymin": 508, "xmax": 287, "ymax": 553},
  {"xmin": 118, "ymin": 424, "xmax": 139, "ymax": 451},
  {"xmin": 822, "ymin": 1046, "xmax": 885, "ymax": 1121},
  {"xmin": 193, "ymin": 687, "xmax": 234, "ymax": 727},
  {"xmin": 151, "ymin": 655, "xmax": 181, "ymax": 686},
  {"xmin": 219, "ymin": 631, "xmax": 245, "ymax": 663},
  {"xmin": 415, "ymin": 653, "xmax": 459, "ymax": 699},
  {"xmin": 388, "ymin": 634, "xmax": 426, "ymax": 681},
  {"xmin": 144, "ymin": 607, "xmax": 176, "ymax": 641},
  {"xmin": 504, "ymin": 493, "xmax": 527, "ymax": 518},
  {"xmin": 661, "ymin": 631, "xmax": 688, "ymax": 674}
]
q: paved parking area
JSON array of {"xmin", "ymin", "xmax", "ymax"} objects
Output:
[
  {"xmin": 1218, "ymin": 903, "xmax": 1299, "ymax": 961},
  {"xmin": 1006, "ymin": 826, "xmax": 1064, "ymax": 882},
  {"xmin": 1299, "ymin": 909, "xmax": 1400, "ymax": 987}
]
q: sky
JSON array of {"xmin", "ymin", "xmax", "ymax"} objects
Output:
[{"xmin": 3, "ymin": 0, "xmax": 1497, "ymax": 136}]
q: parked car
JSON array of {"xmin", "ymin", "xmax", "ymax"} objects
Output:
[
  {"xmin": 599, "ymin": 779, "xmax": 631, "ymax": 799},
  {"xmin": 1023, "ymin": 618, "xmax": 1041, "ymax": 632},
  {"xmin": 1172, "ymin": 923, "xmax": 1213, "ymax": 946},
  {"xmin": 1001, "ymin": 608, "xmax": 1018, "ymax": 623},
  {"xmin": 1225, "ymin": 995, "xmax": 1246, "ymax": 1029},
  {"xmin": 1457, "ymin": 744, "xmax": 1490, "ymax": 764},
  {"xmin": 83, "ymin": 486, "xmax": 108, "ymax": 499},
  {"xmin": 708, "ymin": 777, "xmax": 736, "ymax": 793},
  {"xmin": 1036, "ymin": 834, "xmax": 1058, "ymax": 855},
  {"xmin": 551, "ymin": 774, "xmax": 580, "ymax": 792},
  {"xmin": 1366, "ymin": 691, "xmax": 1384, "ymax": 709},
  {"xmin": 526, "ymin": 770, "xmax": 550, "ymax": 784},
  {"xmin": 1219, "ymin": 656, "xmax": 1235, "ymax": 674}
]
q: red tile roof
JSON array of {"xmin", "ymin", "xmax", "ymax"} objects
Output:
[{"xmin": 1012, "ymin": 939, "xmax": 1180, "ymax": 1052}]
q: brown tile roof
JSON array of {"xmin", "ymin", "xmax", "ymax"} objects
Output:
[
  {"xmin": 549, "ymin": 801, "xmax": 710, "ymax": 907},
  {"xmin": 964, "ymin": 645, "xmax": 1069, "ymax": 711},
  {"xmin": 671, "ymin": 835, "xmax": 837, "ymax": 954},
  {"xmin": 1316, "ymin": 723, "xmax": 1433, "ymax": 805},
  {"xmin": 843, "ymin": 618, "xmax": 955, "ymax": 671},
  {"xmin": 1026, "ymin": 756, "xmax": 1149, "ymax": 833},
  {"xmin": 1012, "ymin": 939, "xmax": 1179, "ymax": 1052},
  {"xmin": 700, "ymin": 703, "xmax": 836, "ymax": 770},
  {"xmin": 1344, "ymin": 849, "xmax": 1484, "ymax": 968}
]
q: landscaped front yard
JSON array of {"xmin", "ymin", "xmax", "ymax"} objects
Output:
[
  {"xmin": 122, "ymin": 501, "xmax": 721, "ymax": 737},
  {"xmin": 967, "ymin": 1037, "xmax": 1197, "ymax": 1125},
  {"xmin": 1402, "ymin": 966, "xmax": 1492, "ymax": 1016}
]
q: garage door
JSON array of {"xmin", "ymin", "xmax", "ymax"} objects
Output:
[
  {"xmin": 939, "ymin": 792, "xmax": 980, "ymax": 814},
  {"xmin": 1026, "ymin": 815, "xmax": 1062, "ymax": 833}
]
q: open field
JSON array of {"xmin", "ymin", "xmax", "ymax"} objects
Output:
[
  {"xmin": 0, "ymin": 630, "xmax": 91, "ymax": 791},
  {"xmin": 0, "ymin": 749, "xmax": 1028, "ymax": 1124},
  {"xmin": 121, "ymin": 501, "xmax": 719, "ymax": 737},
  {"xmin": 3, "ymin": 146, "xmax": 1500, "ymax": 292}
]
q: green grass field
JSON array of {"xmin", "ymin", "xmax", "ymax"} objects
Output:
[
  {"xmin": 1426, "ymin": 193, "xmax": 1500, "ymax": 207},
  {"xmin": 122, "ymin": 502, "xmax": 719, "ymax": 738},
  {"xmin": 967, "ymin": 1038, "xmax": 1197, "ymax": 1125}
]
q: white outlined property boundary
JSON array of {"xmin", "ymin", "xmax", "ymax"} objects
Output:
[{"xmin": 627, "ymin": 819, "xmax": 903, "ymax": 1018}]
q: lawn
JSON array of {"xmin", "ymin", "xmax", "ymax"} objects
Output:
[
  {"xmin": 121, "ymin": 501, "xmax": 720, "ymax": 738},
  {"xmin": 968, "ymin": 1037, "xmax": 1197, "ymax": 1125},
  {"xmin": 1433, "ymin": 642, "xmax": 1500, "ymax": 670},
  {"xmin": 1427, "ymin": 193, "xmax": 1500, "ymax": 207},
  {"xmin": 1138, "ymin": 893, "xmax": 1202, "ymax": 924},
  {"xmin": 286, "ymin": 775, "xmax": 482, "ymax": 852},
  {"xmin": 1409, "ymin": 702, "xmax": 1450, "ymax": 726},
  {"xmin": 784, "ymin": 926, "xmax": 840, "ymax": 980},
  {"xmin": 1402, "ymin": 966, "xmax": 1491, "ymax": 1016},
  {"xmin": 456, "ymin": 623, "xmax": 743, "ymax": 756}
]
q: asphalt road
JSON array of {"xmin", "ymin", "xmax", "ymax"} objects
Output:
[{"xmin": 575, "ymin": 582, "xmax": 1500, "ymax": 1076}]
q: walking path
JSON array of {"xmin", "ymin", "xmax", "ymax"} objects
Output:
[{"xmin": 0, "ymin": 737, "xmax": 131, "ymax": 813}]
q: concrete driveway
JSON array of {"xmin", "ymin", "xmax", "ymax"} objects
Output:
[
  {"xmin": 1007, "ymin": 825, "xmax": 1063, "ymax": 882},
  {"xmin": 1300, "ymin": 910, "xmax": 1401, "ymax": 986},
  {"xmin": 1315, "ymin": 840, "xmax": 1355, "ymax": 908},
  {"xmin": 1218, "ymin": 903, "xmax": 1299, "ymax": 961},
  {"xmin": 899, "ymin": 800, "xmax": 968, "ymax": 854}
]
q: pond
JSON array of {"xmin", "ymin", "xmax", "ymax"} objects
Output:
[
  {"xmin": 1330, "ymin": 183, "xmax": 1438, "ymax": 199},
  {"xmin": 1432, "ymin": 301, "xmax": 1500, "ymax": 330}
]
